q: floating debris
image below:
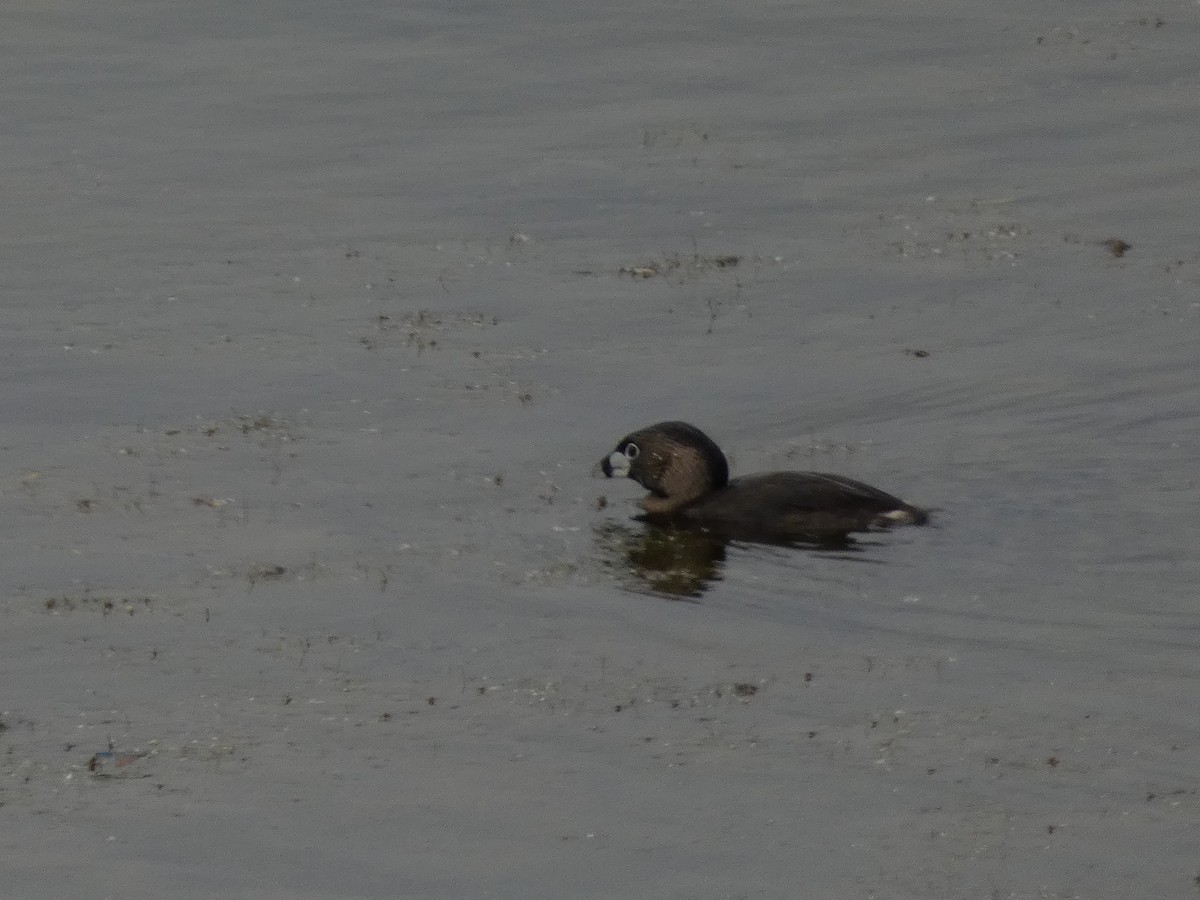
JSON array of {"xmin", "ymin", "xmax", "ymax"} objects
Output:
[
  {"xmin": 1103, "ymin": 238, "xmax": 1132, "ymax": 258},
  {"xmin": 618, "ymin": 253, "xmax": 741, "ymax": 279},
  {"xmin": 87, "ymin": 748, "xmax": 152, "ymax": 778}
]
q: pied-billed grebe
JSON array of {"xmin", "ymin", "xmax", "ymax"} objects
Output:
[{"xmin": 600, "ymin": 421, "xmax": 928, "ymax": 542}]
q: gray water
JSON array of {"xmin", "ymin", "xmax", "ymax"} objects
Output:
[{"xmin": 4, "ymin": 2, "xmax": 1199, "ymax": 898}]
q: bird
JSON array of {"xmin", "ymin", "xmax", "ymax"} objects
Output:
[{"xmin": 600, "ymin": 420, "xmax": 927, "ymax": 543}]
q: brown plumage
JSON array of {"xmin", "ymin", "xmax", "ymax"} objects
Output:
[{"xmin": 600, "ymin": 421, "xmax": 927, "ymax": 543}]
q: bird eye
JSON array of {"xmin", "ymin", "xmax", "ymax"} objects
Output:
[{"xmin": 624, "ymin": 443, "xmax": 639, "ymax": 460}]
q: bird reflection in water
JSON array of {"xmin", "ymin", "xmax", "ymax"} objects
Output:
[
  {"xmin": 595, "ymin": 522, "xmax": 870, "ymax": 600},
  {"xmin": 595, "ymin": 522, "xmax": 727, "ymax": 600}
]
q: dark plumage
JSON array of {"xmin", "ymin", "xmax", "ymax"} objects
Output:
[{"xmin": 600, "ymin": 421, "xmax": 927, "ymax": 542}]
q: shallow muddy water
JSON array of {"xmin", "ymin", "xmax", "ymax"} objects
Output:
[{"xmin": 3, "ymin": 2, "xmax": 1200, "ymax": 898}]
